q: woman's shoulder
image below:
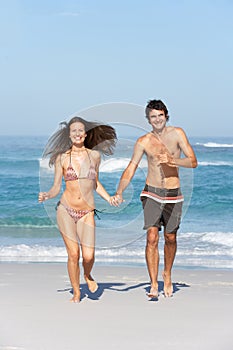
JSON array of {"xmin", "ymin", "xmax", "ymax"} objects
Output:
[
  {"xmin": 60, "ymin": 150, "xmax": 71, "ymax": 158},
  {"xmin": 55, "ymin": 151, "xmax": 70, "ymax": 166},
  {"xmin": 87, "ymin": 148, "xmax": 100, "ymax": 156},
  {"xmin": 86, "ymin": 148, "xmax": 101, "ymax": 162}
]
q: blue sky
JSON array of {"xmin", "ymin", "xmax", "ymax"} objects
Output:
[{"xmin": 1, "ymin": 0, "xmax": 233, "ymax": 137}]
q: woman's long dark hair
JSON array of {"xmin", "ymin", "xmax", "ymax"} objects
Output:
[{"xmin": 42, "ymin": 116, "xmax": 117, "ymax": 166}]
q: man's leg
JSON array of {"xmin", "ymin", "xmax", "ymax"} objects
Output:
[
  {"xmin": 145, "ymin": 227, "xmax": 160, "ymax": 297},
  {"xmin": 163, "ymin": 232, "xmax": 177, "ymax": 297}
]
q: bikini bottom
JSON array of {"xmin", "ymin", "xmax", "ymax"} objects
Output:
[{"xmin": 56, "ymin": 201, "xmax": 94, "ymax": 224}]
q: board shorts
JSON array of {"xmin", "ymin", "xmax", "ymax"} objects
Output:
[{"xmin": 140, "ymin": 184, "xmax": 184, "ymax": 233}]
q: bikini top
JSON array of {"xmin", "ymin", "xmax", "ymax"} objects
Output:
[{"xmin": 64, "ymin": 149, "xmax": 97, "ymax": 182}]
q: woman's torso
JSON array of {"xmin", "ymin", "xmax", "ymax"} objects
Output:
[{"xmin": 60, "ymin": 148, "xmax": 97, "ymax": 210}]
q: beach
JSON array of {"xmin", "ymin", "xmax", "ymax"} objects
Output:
[
  {"xmin": 1, "ymin": 135, "xmax": 233, "ymax": 349},
  {"xmin": 1, "ymin": 263, "xmax": 232, "ymax": 350}
]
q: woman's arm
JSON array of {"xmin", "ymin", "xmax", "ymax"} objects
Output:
[
  {"xmin": 95, "ymin": 179, "xmax": 111, "ymax": 202},
  {"xmin": 93, "ymin": 150, "xmax": 117, "ymax": 205},
  {"xmin": 38, "ymin": 155, "xmax": 63, "ymax": 202}
]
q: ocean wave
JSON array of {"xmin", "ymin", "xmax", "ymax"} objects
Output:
[
  {"xmin": 0, "ymin": 223, "xmax": 56, "ymax": 229},
  {"xmin": 39, "ymin": 158, "xmax": 54, "ymax": 172},
  {"xmin": 0, "ymin": 244, "xmax": 66, "ymax": 261},
  {"xmin": 99, "ymin": 158, "xmax": 147, "ymax": 172},
  {"xmin": 40, "ymin": 157, "xmax": 148, "ymax": 173},
  {"xmin": 196, "ymin": 142, "xmax": 233, "ymax": 148},
  {"xmin": 1, "ymin": 231, "xmax": 233, "ymax": 262},
  {"xmin": 200, "ymin": 231, "xmax": 233, "ymax": 247},
  {"xmin": 198, "ymin": 161, "xmax": 233, "ymax": 166},
  {"xmin": 180, "ymin": 231, "xmax": 233, "ymax": 247}
]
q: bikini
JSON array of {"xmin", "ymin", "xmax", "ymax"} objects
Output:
[
  {"xmin": 56, "ymin": 150, "xmax": 97, "ymax": 223},
  {"xmin": 64, "ymin": 150, "xmax": 97, "ymax": 182}
]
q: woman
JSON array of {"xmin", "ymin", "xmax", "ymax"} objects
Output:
[{"xmin": 38, "ymin": 116, "xmax": 117, "ymax": 303}]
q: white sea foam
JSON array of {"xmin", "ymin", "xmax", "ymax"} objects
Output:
[
  {"xmin": 1, "ymin": 231, "xmax": 233, "ymax": 269},
  {"xmin": 39, "ymin": 158, "xmax": 54, "ymax": 172},
  {"xmin": 39, "ymin": 157, "xmax": 148, "ymax": 173},
  {"xmin": 196, "ymin": 142, "xmax": 233, "ymax": 148},
  {"xmin": 99, "ymin": 157, "xmax": 147, "ymax": 172},
  {"xmin": 198, "ymin": 161, "xmax": 233, "ymax": 166},
  {"xmin": 200, "ymin": 231, "xmax": 233, "ymax": 247},
  {"xmin": 0, "ymin": 244, "xmax": 66, "ymax": 261}
]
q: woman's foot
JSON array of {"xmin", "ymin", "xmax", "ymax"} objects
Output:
[
  {"xmin": 84, "ymin": 274, "xmax": 98, "ymax": 293},
  {"xmin": 147, "ymin": 285, "xmax": 159, "ymax": 299},
  {"xmin": 70, "ymin": 290, "xmax": 80, "ymax": 303}
]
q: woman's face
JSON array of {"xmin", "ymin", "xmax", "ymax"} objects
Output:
[{"xmin": 69, "ymin": 122, "xmax": 86, "ymax": 145}]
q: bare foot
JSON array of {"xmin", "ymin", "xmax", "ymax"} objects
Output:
[
  {"xmin": 84, "ymin": 274, "xmax": 98, "ymax": 293},
  {"xmin": 162, "ymin": 271, "xmax": 173, "ymax": 297},
  {"xmin": 147, "ymin": 285, "xmax": 159, "ymax": 299},
  {"xmin": 70, "ymin": 290, "xmax": 80, "ymax": 303}
]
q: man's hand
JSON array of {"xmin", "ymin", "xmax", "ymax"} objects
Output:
[
  {"xmin": 108, "ymin": 195, "xmax": 121, "ymax": 206},
  {"xmin": 112, "ymin": 194, "xmax": 125, "ymax": 206},
  {"xmin": 157, "ymin": 152, "xmax": 177, "ymax": 167}
]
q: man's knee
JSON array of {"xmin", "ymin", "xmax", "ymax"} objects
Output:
[
  {"xmin": 146, "ymin": 227, "xmax": 159, "ymax": 247},
  {"xmin": 164, "ymin": 232, "xmax": 177, "ymax": 245}
]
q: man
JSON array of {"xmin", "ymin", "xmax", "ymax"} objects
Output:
[{"xmin": 115, "ymin": 99, "xmax": 197, "ymax": 298}]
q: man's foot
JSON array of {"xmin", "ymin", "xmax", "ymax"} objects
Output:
[
  {"xmin": 162, "ymin": 271, "xmax": 173, "ymax": 297},
  {"xmin": 84, "ymin": 274, "xmax": 98, "ymax": 293},
  {"xmin": 147, "ymin": 282, "xmax": 159, "ymax": 299},
  {"xmin": 70, "ymin": 290, "xmax": 80, "ymax": 303}
]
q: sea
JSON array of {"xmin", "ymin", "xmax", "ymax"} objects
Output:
[{"xmin": 1, "ymin": 131, "xmax": 233, "ymax": 270}]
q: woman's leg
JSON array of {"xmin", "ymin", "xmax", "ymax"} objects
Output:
[
  {"xmin": 57, "ymin": 203, "xmax": 81, "ymax": 302},
  {"xmin": 62, "ymin": 234, "xmax": 81, "ymax": 302},
  {"xmin": 77, "ymin": 212, "xmax": 98, "ymax": 293}
]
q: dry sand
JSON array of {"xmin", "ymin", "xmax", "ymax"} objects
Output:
[{"xmin": 0, "ymin": 263, "xmax": 232, "ymax": 350}]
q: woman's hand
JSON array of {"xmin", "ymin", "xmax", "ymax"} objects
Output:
[
  {"xmin": 108, "ymin": 195, "xmax": 124, "ymax": 206},
  {"xmin": 108, "ymin": 196, "xmax": 118, "ymax": 206},
  {"xmin": 38, "ymin": 192, "xmax": 49, "ymax": 202},
  {"xmin": 111, "ymin": 194, "xmax": 124, "ymax": 206}
]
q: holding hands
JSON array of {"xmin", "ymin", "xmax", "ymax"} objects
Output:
[
  {"xmin": 108, "ymin": 193, "xmax": 124, "ymax": 206},
  {"xmin": 39, "ymin": 192, "xmax": 124, "ymax": 206}
]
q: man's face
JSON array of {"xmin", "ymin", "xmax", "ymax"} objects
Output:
[{"xmin": 148, "ymin": 109, "xmax": 167, "ymax": 131}]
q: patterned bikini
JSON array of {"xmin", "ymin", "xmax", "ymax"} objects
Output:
[{"xmin": 56, "ymin": 149, "xmax": 97, "ymax": 223}]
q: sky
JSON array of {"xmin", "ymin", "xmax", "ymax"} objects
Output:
[{"xmin": 1, "ymin": 0, "xmax": 233, "ymax": 137}]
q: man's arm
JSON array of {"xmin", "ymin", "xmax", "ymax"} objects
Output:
[
  {"xmin": 175, "ymin": 128, "xmax": 197, "ymax": 168},
  {"xmin": 116, "ymin": 139, "xmax": 145, "ymax": 198},
  {"xmin": 162, "ymin": 128, "xmax": 197, "ymax": 169}
]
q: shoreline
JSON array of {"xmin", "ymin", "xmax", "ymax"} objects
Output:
[
  {"xmin": 1, "ymin": 259, "xmax": 233, "ymax": 271},
  {"xmin": 1, "ymin": 263, "xmax": 233, "ymax": 350}
]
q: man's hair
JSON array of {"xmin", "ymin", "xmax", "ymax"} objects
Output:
[{"xmin": 145, "ymin": 99, "xmax": 169, "ymax": 121}]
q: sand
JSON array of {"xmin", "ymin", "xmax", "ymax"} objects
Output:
[{"xmin": 0, "ymin": 263, "xmax": 232, "ymax": 350}]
